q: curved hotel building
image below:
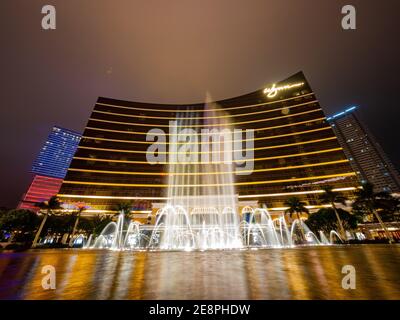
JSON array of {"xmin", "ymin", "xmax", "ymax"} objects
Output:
[{"xmin": 58, "ymin": 72, "xmax": 358, "ymax": 215}]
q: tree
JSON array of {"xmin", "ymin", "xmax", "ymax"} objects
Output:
[
  {"xmin": 76, "ymin": 217, "xmax": 95, "ymax": 234},
  {"xmin": 77, "ymin": 215, "xmax": 113, "ymax": 237},
  {"xmin": 306, "ymin": 208, "xmax": 358, "ymax": 238},
  {"xmin": 68, "ymin": 202, "xmax": 89, "ymax": 247},
  {"xmin": 0, "ymin": 209, "xmax": 40, "ymax": 242},
  {"xmin": 45, "ymin": 214, "xmax": 75, "ymax": 235},
  {"xmin": 284, "ymin": 197, "xmax": 309, "ymax": 241},
  {"xmin": 352, "ymin": 182, "xmax": 397, "ymax": 243},
  {"xmin": 32, "ymin": 196, "xmax": 62, "ymax": 247},
  {"xmin": 318, "ymin": 185, "xmax": 348, "ymax": 240},
  {"xmin": 92, "ymin": 215, "xmax": 113, "ymax": 237},
  {"xmin": 115, "ymin": 202, "xmax": 132, "ymax": 217}
]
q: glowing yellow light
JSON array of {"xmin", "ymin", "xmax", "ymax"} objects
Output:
[
  {"xmin": 67, "ymin": 159, "xmax": 349, "ymax": 176},
  {"xmin": 96, "ymin": 92, "xmax": 315, "ymax": 113},
  {"xmin": 269, "ymin": 205, "xmax": 331, "ymax": 211},
  {"xmin": 62, "ymin": 172, "xmax": 356, "ymax": 188},
  {"xmin": 238, "ymin": 187, "xmax": 357, "ymax": 198},
  {"xmin": 77, "ymin": 136, "xmax": 337, "ymax": 155},
  {"xmin": 72, "ymin": 147, "xmax": 345, "ymax": 165},
  {"xmin": 85, "ymin": 117, "xmax": 327, "ymax": 136},
  {"xmin": 59, "ymin": 209, "xmax": 153, "ymax": 214},
  {"xmin": 93, "ymin": 99, "xmax": 319, "ymax": 120},
  {"xmin": 89, "ymin": 109, "xmax": 322, "ymax": 128},
  {"xmin": 82, "ymin": 126, "xmax": 332, "ymax": 145},
  {"xmin": 57, "ymin": 187, "xmax": 357, "ymax": 201},
  {"xmin": 57, "ymin": 194, "xmax": 169, "ymax": 200},
  {"xmin": 263, "ymin": 82, "xmax": 305, "ymax": 98}
]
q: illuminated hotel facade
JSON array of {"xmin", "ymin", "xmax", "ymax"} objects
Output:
[{"xmin": 58, "ymin": 72, "xmax": 358, "ymax": 216}]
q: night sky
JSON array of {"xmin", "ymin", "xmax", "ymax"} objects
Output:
[{"xmin": 1, "ymin": 0, "xmax": 399, "ymax": 208}]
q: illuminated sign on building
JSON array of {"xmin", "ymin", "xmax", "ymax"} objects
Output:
[
  {"xmin": 326, "ymin": 106, "xmax": 357, "ymax": 121},
  {"xmin": 263, "ymin": 82, "xmax": 305, "ymax": 98}
]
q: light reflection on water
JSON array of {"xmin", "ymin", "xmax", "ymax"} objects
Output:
[{"xmin": 0, "ymin": 245, "xmax": 399, "ymax": 300}]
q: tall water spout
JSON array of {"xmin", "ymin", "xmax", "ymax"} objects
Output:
[{"xmin": 156, "ymin": 94, "xmax": 243, "ymax": 250}]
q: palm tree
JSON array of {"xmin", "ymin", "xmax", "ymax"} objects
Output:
[
  {"xmin": 352, "ymin": 182, "xmax": 395, "ymax": 243},
  {"xmin": 306, "ymin": 208, "xmax": 358, "ymax": 237},
  {"xmin": 32, "ymin": 196, "xmax": 61, "ymax": 248},
  {"xmin": 91, "ymin": 215, "xmax": 113, "ymax": 237},
  {"xmin": 69, "ymin": 202, "xmax": 89, "ymax": 247},
  {"xmin": 319, "ymin": 185, "xmax": 348, "ymax": 241},
  {"xmin": 284, "ymin": 197, "xmax": 309, "ymax": 241},
  {"xmin": 115, "ymin": 202, "xmax": 132, "ymax": 217}
]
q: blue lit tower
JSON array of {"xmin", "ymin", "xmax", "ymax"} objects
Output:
[
  {"xmin": 31, "ymin": 126, "xmax": 81, "ymax": 178},
  {"xmin": 18, "ymin": 126, "xmax": 81, "ymax": 211}
]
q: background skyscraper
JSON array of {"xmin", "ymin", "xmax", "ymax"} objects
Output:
[
  {"xmin": 328, "ymin": 107, "xmax": 400, "ymax": 193},
  {"xmin": 18, "ymin": 126, "xmax": 81, "ymax": 211}
]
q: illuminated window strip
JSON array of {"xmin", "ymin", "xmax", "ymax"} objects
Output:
[
  {"xmin": 26, "ymin": 191, "xmax": 59, "ymax": 197},
  {"xmin": 68, "ymin": 159, "xmax": 349, "ymax": 176},
  {"xmin": 55, "ymin": 206, "xmax": 329, "ymax": 213},
  {"xmin": 269, "ymin": 205, "xmax": 332, "ymax": 211},
  {"xmin": 239, "ymin": 187, "xmax": 357, "ymax": 199},
  {"xmin": 62, "ymin": 172, "xmax": 356, "ymax": 188},
  {"xmin": 93, "ymin": 99, "xmax": 319, "ymax": 120},
  {"xmin": 82, "ymin": 126, "xmax": 332, "ymax": 145},
  {"xmin": 61, "ymin": 209, "xmax": 152, "ymax": 214},
  {"xmin": 85, "ymin": 117, "xmax": 327, "ymax": 136},
  {"xmin": 72, "ymin": 147, "xmax": 344, "ymax": 165},
  {"xmin": 54, "ymin": 206, "xmax": 333, "ymax": 214},
  {"xmin": 24, "ymin": 195, "xmax": 53, "ymax": 200},
  {"xmin": 77, "ymin": 136, "xmax": 338, "ymax": 155},
  {"xmin": 58, "ymin": 194, "xmax": 169, "ymax": 200},
  {"xmin": 89, "ymin": 109, "xmax": 322, "ymax": 129},
  {"xmin": 27, "ymin": 184, "xmax": 61, "ymax": 190},
  {"xmin": 96, "ymin": 93, "xmax": 315, "ymax": 113},
  {"xmin": 32, "ymin": 175, "xmax": 62, "ymax": 180},
  {"xmin": 89, "ymin": 210, "xmax": 148, "ymax": 214},
  {"xmin": 56, "ymin": 209, "xmax": 152, "ymax": 215},
  {"xmin": 25, "ymin": 191, "xmax": 56, "ymax": 197},
  {"xmin": 57, "ymin": 187, "xmax": 357, "ymax": 201},
  {"xmin": 25, "ymin": 186, "xmax": 62, "ymax": 193}
]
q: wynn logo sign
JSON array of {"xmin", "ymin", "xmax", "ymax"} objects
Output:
[{"xmin": 263, "ymin": 82, "xmax": 305, "ymax": 98}]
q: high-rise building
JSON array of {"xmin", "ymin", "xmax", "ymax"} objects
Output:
[
  {"xmin": 18, "ymin": 126, "xmax": 81, "ymax": 211},
  {"xmin": 58, "ymin": 72, "xmax": 358, "ymax": 215},
  {"xmin": 328, "ymin": 107, "xmax": 400, "ymax": 193}
]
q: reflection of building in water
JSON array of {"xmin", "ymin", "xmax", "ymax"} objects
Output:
[
  {"xmin": 1, "ymin": 248, "xmax": 400, "ymax": 300},
  {"xmin": 93, "ymin": 253, "xmax": 148, "ymax": 299},
  {"xmin": 243, "ymin": 250, "xmax": 291, "ymax": 299},
  {"xmin": 58, "ymin": 72, "xmax": 357, "ymax": 218},
  {"xmin": 127, "ymin": 252, "xmax": 147, "ymax": 299},
  {"xmin": 147, "ymin": 251, "xmax": 249, "ymax": 299}
]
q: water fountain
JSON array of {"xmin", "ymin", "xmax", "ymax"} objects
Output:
[{"xmin": 84, "ymin": 206, "xmax": 342, "ymax": 250}]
